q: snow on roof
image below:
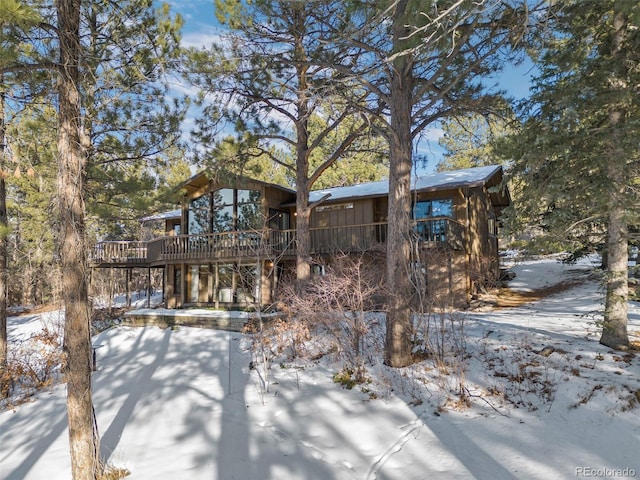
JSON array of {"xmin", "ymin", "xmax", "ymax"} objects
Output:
[
  {"xmin": 140, "ymin": 209, "xmax": 181, "ymax": 223},
  {"xmin": 309, "ymin": 164, "xmax": 502, "ymax": 203},
  {"xmin": 140, "ymin": 166, "xmax": 504, "ymax": 219}
]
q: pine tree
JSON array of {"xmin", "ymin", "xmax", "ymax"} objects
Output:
[
  {"xmin": 81, "ymin": 0, "xmax": 186, "ymax": 240},
  {"xmin": 5, "ymin": 104, "xmax": 58, "ymax": 305},
  {"xmin": 437, "ymin": 113, "xmax": 516, "ymax": 172},
  {"xmin": 0, "ymin": 0, "xmax": 44, "ymax": 399},
  {"xmin": 0, "ymin": 82, "xmax": 7, "ymax": 399},
  {"xmin": 56, "ymin": 1, "xmax": 101, "ymax": 476},
  {"xmin": 185, "ymin": 0, "xmax": 374, "ymax": 283},
  {"xmin": 2, "ymin": 0, "xmax": 186, "ymax": 474},
  {"xmin": 327, "ymin": 0, "xmax": 544, "ymax": 366},
  {"xmin": 508, "ymin": 0, "xmax": 639, "ymax": 350},
  {"xmin": 305, "ymin": 110, "xmax": 388, "ymax": 189}
]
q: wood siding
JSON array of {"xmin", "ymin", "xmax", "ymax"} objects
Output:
[{"xmin": 91, "ymin": 169, "xmax": 507, "ymax": 308}]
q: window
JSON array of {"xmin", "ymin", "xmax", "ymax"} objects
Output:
[
  {"xmin": 188, "ymin": 265, "xmax": 200, "ymax": 302},
  {"xmin": 312, "ymin": 264, "xmax": 326, "ymax": 276},
  {"xmin": 186, "ymin": 265, "xmax": 213, "ymax": 303},
  {"xmin": 237, "ymin": 201, "xmax": 262, "ymax": 230},
  {"xmin": 217, "ymin": 264, "xmax": 234, "ymax": 303},
  {"xmin": 188, "ymin": 194, "xmax": 211, "ymax": 234},
  {"xmin": 173, "ymin": 267, "xmax": 182, "ymax": 295},
  {"xmin": 237, "ymin": 189, "xmax": 261, "ymax": 203},
  {"xmin": 215, "ymin": 263, "xmax": 258, "ymax": 304},
  {"xmin": 218, "ymin": 264, "xmax": 233, "ymax": 288},
  {"xmin": 316, "ymin": 202, "xmax": 354, "ymax": 212},
  {"xmin": 412, "ymin": 198, "xmax": 453, "ymax": 241},
  {"xmin": 488, "ymin": 214, "xmax": 497, "ymax": 237},
  {"xmin": 212, "ymin": 188, "xmax": 235, "ymax": 232},
  {"xmin": 237, "ymin": 265, "xmax": 257, "ymax": 304},
  {"xmin": 412, "ymin": 198, "xmax": 453, "ymax": 219},
  {"xmin": 212, "ymin": 205, "xmax": 234, "ymax": 232},
  {"xmin": 268, "ymin": 209, "xmax": 290, "ymax": 230},
  {"xmin": 188, "ymin": 188, "xmax": 262, "ymax": 234}
]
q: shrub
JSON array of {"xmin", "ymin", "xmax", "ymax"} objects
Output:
[{"xmin": 2, "ymin": 323, "xmax": 64, "ymax": 406}]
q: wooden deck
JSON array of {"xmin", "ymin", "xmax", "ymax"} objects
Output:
[{"xmin": 90, "ymin": 218, "xmax": 465, "ymax": 267}]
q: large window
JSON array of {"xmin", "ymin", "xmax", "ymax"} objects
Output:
[
  {"xmin": 188, "ymin": 194, "xmax": 211, "ymax": 235},
  {"xmin": 237, "ymin": 189, "xmax": 262, "ymax": 230},
  {"xmin": 173, "ymin": 267, "xmax": 182, "ymax": 295},
  {"xmin": 187, "ymin": 265, "xmax": 208, "ymax": 303},
  {"xmin": 212, "ymin": 189, "xmax": 234, "ymax": 232},
  {"xmin": 268, "ymin": 209, "xmax": 290, "ymax": 230},
  {"xmin": 188, "ymin": 188, "xmax": 262, "ymax": 234},
  {"xmin": 216, "ymin": 263, "xmax": 258, "ymax": 304}
]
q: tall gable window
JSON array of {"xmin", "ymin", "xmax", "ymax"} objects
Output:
[
  {"xmin": 212, "ymin": 188, "xmax": 234, "ymax": 232},
  {"xmin": 188, "ymin": 194, "xmax": 211, "ymax": 235},
  {"xmin": 188, "ymin": 188, "xmax": 262, "ymax": 234},
  {"xmin": 236, "ymin": 189, "xmax": 262, "ymax": 230}
]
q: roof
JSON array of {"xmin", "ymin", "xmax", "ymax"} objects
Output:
[
  {"xmin": 179, "ymin": 170, "xmax": 295, "ymax": 196},
  {"xmin": 140, "ymin": 209, "xmax": 181, "ymax": 223},
  {"xmin": 308, "ymin": 165, "xmax": 506, "ymax": 203},
  {"xmin": 143, "ymin": 165, "xmax": 509, "ymax": 221}
]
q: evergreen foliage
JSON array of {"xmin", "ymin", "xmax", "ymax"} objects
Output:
[
  {"xmin": 81, "ymin": 0, "xmax": 187, "ymax": 240},
  {"xmin": 322, "ymin": 0, "xmax": 546, "ymax": 367},
  {"xmin": 2, "ymin": 1, "xmax": 189, "ymax": 475},
  {"xmin": 5, "ymin": 104, "xmax": 58, "ymax": 305},
  {"xmin": 437, "ymin": 113, "xmax": 516, "ymax": 172},
  {"xmin": 185, "ymin": 0, "xmax": 384, "ymax": 281},
  {"xmin": 505, "ymin": 0, "xmax": 639, "ymax": 349}
]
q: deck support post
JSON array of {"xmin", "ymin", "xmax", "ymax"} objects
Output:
[
  {"xmin": 147, "ymin": 268, "xmax": 151, "ymax": 308},
  {"xmin": 126, "ymin": 268, "xmax": 131, "ymax": 308},
  {"xmin": 109, "ymin": 267, "xmax": 114, "ymax": 314}
]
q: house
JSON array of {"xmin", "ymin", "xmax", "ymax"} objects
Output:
[{"xmin": 90, "ymin": 165, "xmax": 510, "ymax": 309}]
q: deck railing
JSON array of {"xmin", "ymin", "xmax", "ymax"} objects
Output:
[
  {"xmin": 90, "ymin": 218, "xmax": 465, "ymax": 266},
  {"xmin": 91, "ymin": 241, "xmax": 148, "ymax": 264}
]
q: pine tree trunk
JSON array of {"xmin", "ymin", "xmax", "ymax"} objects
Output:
[
  {"xmin": 295, "ymin": 186, "xmax": 312, "ymax": 283},
  {"xmin": 601, "ymin": 201, "xmax": 629, "ymax": 350},
  {"xmin": 294, "ymin": 8, "xmax": 312, "ymax": 285},
  {"xmin": 385, "ymin": 0, "xmax": 414, "ymax": 367},
  {"xmin": 57, "ymin": 0, "xmax": 101, "ymax": 478},
  {"xmin": 0, "ymin": 87, "xmax": 8, "ymax": 399},
  {"xmin": 600, "ymin": 9, "xmax": 629, "ymax": 351},
  {"xmin": 600, "ymin": 115, "xmax": 629, "ymax": 349}
]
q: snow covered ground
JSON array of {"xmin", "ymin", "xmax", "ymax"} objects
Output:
[{"xmin": 1, "ymin": 256, "xmax": 639, "ymax": 480}]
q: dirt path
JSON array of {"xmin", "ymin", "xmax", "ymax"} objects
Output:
[{"xmin": 471, "ymin": 279, "xmax": 589, "ymax": 310}]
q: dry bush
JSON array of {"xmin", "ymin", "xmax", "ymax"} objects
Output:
[
  {"xmin": 406, "ymin": 243, "xmax": 471, "ymax": 405},
  {"xmin": 479, "ymin": 336, "xmax": 559, "ymax": 411},
  {"xmin": 97, "ymin": 464, "xmax": 130, "ymax": 480},
  {"xmin": 276, "ymin": 253, "xmax": 384, "ymax": 384},
  {"xmin": 2, "ymin": 324, "xmax": 64, "ymax": 405}
]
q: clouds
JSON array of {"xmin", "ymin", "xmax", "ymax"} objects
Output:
[
  {"xmin": 168, "ymin": 0, "xmax": 225, "ymax": 49},
  {"xmin": 181, "ymin": 28, "xmax": 224, "ymax": 50},
  {"xmin": 420, "ymin": 126, "xmax": 445, "ymax": 142}
]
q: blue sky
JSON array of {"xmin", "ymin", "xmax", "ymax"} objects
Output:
[{"xmin": 167, "ymin": 1, "xmax": 535, "ymax": 174}]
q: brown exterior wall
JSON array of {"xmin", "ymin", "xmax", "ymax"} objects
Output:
[
  {"xmin": 421, "ymin": 249, "xmax": 469, "ymax": 309},
  {"xmin": 464, "ymin": 186, "xmax": 500, "ymax": 293},
  {"xmin": 311, "ymin": 198, "xmax": 374, "ymax": 228},
  {"xmin": 96, "ymin": 170, "xmax": 507, "ymax": 310},
  {"xmin": 165, "ymin": 264, "xmax": 182, "ymax": 308}
]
